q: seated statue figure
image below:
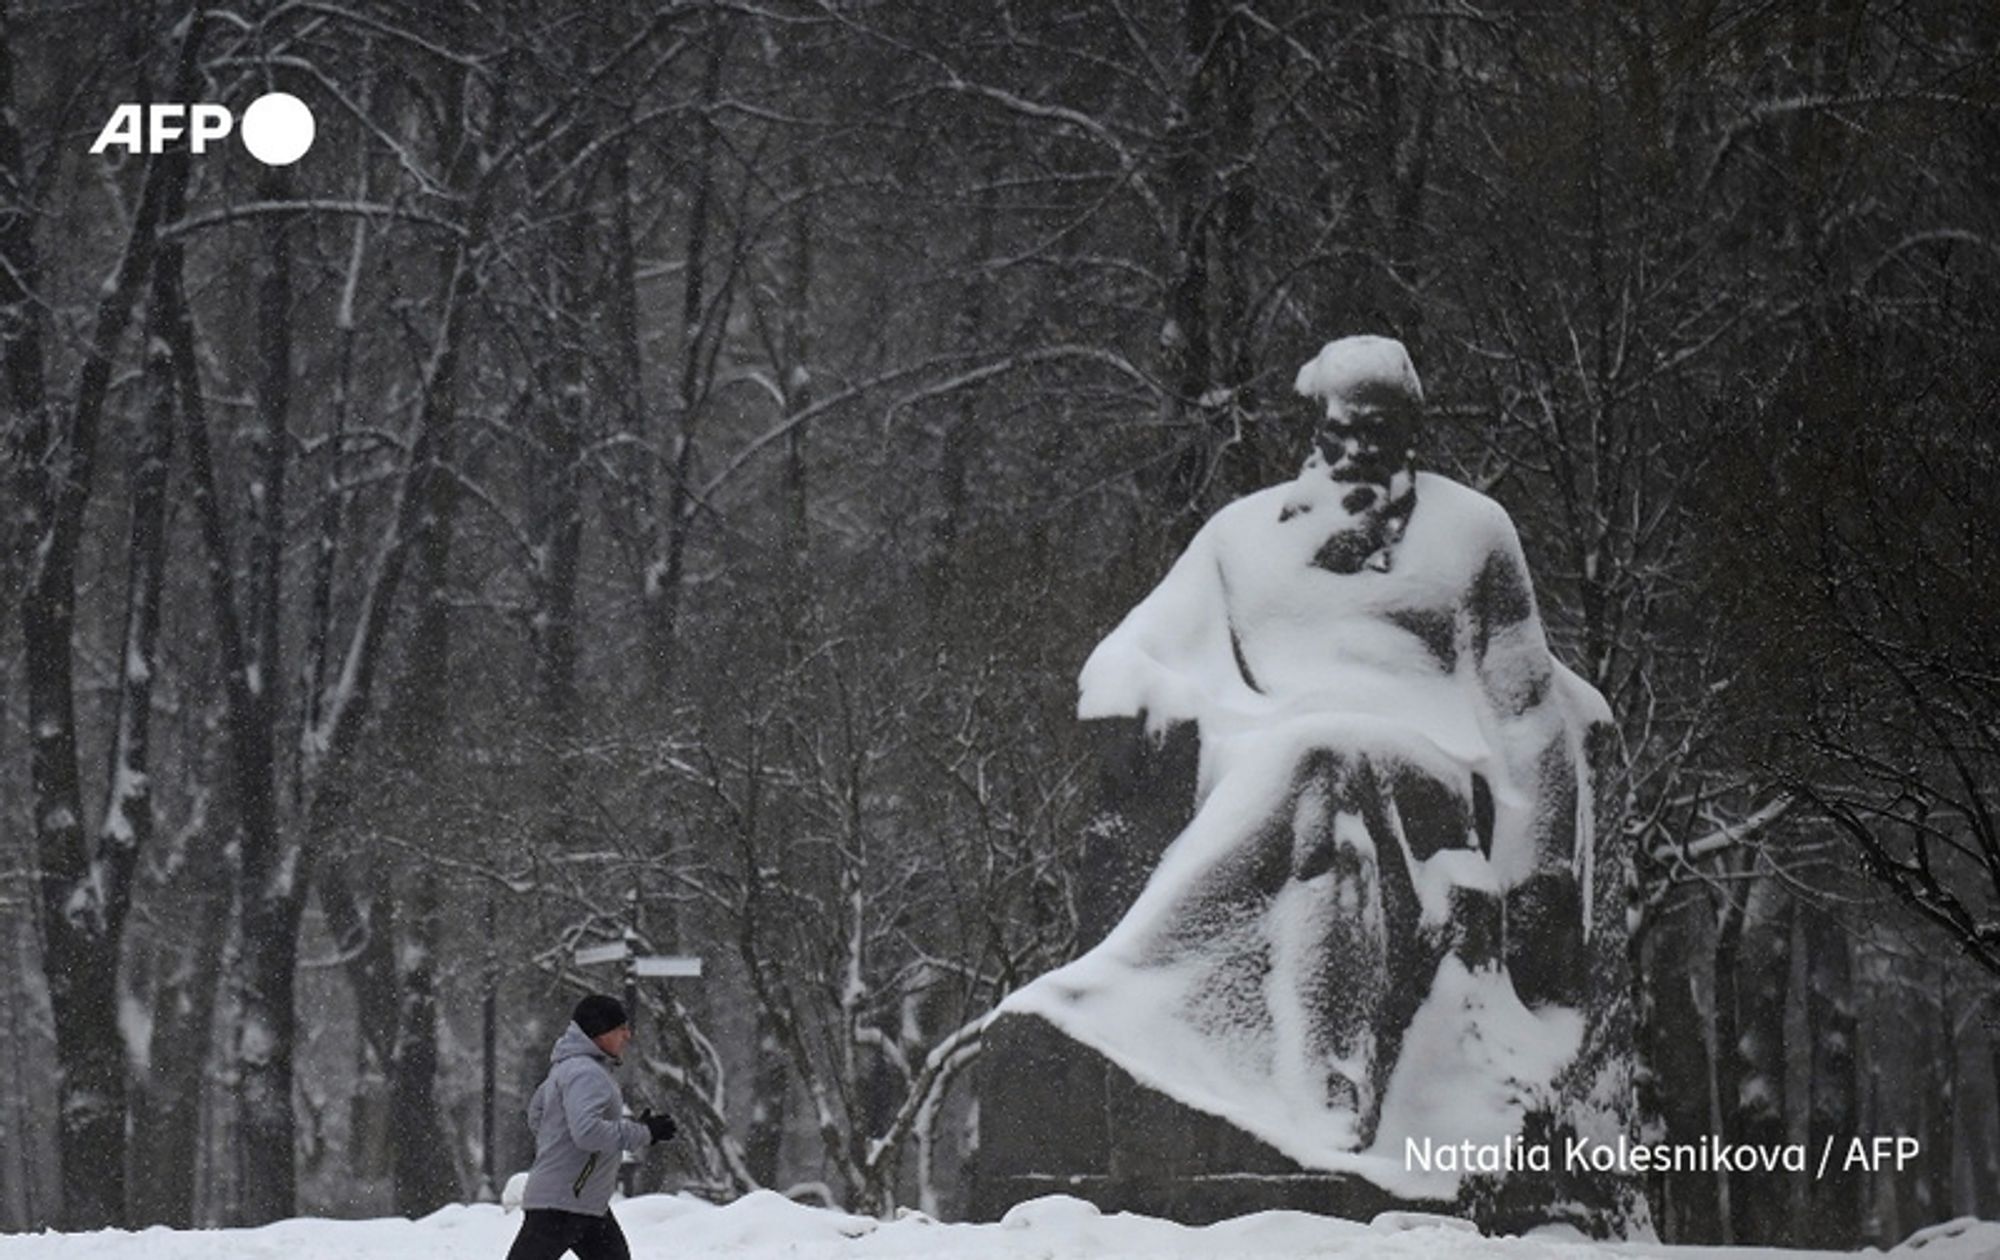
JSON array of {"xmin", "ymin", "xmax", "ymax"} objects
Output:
[{"xmin": 1002, "ymin": 336, "xmax": 1612, "ymax": 1177}]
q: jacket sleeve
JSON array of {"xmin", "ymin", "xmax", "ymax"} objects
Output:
[
  {"xmin": 526, "ymin": 1079, "xmax": 548, "ymax": 1131},
  {"xmin": 555, "ymin": 1063, "xmax": 651, "ymax": 1154}
]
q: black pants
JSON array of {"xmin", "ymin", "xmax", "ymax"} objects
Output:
[{"xmin": 505, "ymin": 1207, "xmax": 631, "ymax": 1260}]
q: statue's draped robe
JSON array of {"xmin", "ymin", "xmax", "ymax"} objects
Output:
[{"xmin": 1001, "ymin": 471, "xmax": 1611, "ymax": 1196}]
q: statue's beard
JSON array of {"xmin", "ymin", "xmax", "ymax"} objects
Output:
[
  {"xmin": 1314, "ymin": 436, "xmax": 1404, "ymax": 488},
  {"xmin": 1292, "ymin": 448, "xmax": 1417, "ymax": 574}
]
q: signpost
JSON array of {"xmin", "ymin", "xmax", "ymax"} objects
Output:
[
  {"xmin": 633, "ymin": 955, "xmax": 703, "ymax": 978},
  {"xmin": 573, "ymin": 941, "xmax": 633, "ymax": 968},
  {"xmin": 574, "ymin": 942, "xmax": 703, "ymax": 976}
]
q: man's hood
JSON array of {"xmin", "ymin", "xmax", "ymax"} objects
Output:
[{"xmin": 550, "ymin": 1021, "xmax": 613, "ymax": 1066}]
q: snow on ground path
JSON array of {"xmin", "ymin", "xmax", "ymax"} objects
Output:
[{"xmin": 1, "ymin": 1193, "xmax": 1996, "ymax": 1260}]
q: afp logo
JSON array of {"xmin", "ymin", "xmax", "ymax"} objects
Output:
[{"xmin": 90, "ymin": 92, "xmax": 315, "ymax": 166}]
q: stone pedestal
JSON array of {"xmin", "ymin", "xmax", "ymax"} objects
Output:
[
  {"xmin": 969, "ymin": 1012, "xmax": 1444, "ymax": 1225},
  {"xmin": 970, "ymin": 1009, "xmax": 1642, "ymax": 1236}
]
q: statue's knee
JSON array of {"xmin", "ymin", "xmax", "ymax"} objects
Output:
[{"xmin": 1505, "ymin": 871, "xmax": 1585, "ymax": 1008}]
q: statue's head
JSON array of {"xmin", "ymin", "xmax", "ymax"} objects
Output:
[{"xmin": 1292, "ymin": 336, "xmax": 1423, "ymax": 487}]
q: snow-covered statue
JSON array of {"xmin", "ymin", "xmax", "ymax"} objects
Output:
[{"xmin": 987, "ymin": 336, "xmax": 1615, "ymax": 1208}]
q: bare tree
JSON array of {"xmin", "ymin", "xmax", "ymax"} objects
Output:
[{"xmin": 3, "ymin": 9, "xmax": 204, "ymax": 1228}]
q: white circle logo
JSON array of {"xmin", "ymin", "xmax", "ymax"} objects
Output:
[{"xmin": 240, "ymin": 93, "xmax": 315, "ymax": 166}]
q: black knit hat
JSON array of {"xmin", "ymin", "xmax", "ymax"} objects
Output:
[{"xmin": 572, "ymin": 993, "xmax": 629, "ymax": 1039}]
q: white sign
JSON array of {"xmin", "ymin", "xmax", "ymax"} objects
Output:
[
  {"xmin": 573, "ymin": 942, "xmax": 630, "ymax": 967},
  {"xmin": 633, "ymin": 955, "xmax": 703, "ymax": 978}
]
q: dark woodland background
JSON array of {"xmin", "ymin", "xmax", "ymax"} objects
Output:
[{"xmin": 2, "ymin": 0, "xmax": 1998, "ymax": 1247}]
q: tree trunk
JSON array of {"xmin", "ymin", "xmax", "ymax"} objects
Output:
[
  {"xmin": 606, "ymin": 130, "xmax": 647, "ymax": 530},
  {"xmin": 780, "ymin": 152, "xmax": 813, "ymax": 632},
  {"xmin": 1709, "ymin": 876, "xmax": 1743, "ymax": 1244},
  {"xmin": 6, "ymin": 12, "xmax": 202, "ymax": 1226},
  {"xmin": 378, "ymin": 215, "xmax": 470, "ymax": 1219},
  {"xmin": 390, "ymin": 876, "xmax": 458, "ymax": 1211},
  {"xmin": 1802, "ymin": 906, "xmax": 1860, "ymax": 1248},
  {"xmin": 1154, "ymin": 0, "xmax": 1218, "ymax": 522},
  {"xmin": 746, "ymin": 1014, "xmax": 788, "ymax": 1188},
  {"xmin": 93, "ymin": 233, "xmax": 182, "ymax": 1224},
  {"xmin": 1981, "ymin": 1005, "xmax": 2000, "ymax": 1220},
  {"xmin": 740, "ymin": 149, "xmax": 818, "ymax": 1194},
  {"xmin": 1215, "ymin": 15, "xmax": 1254, "ymax": 396},
  {"xmin": 160, "ymin": 142, "xmax": 307, "ymax": 1226},
  {"xmin": 228, "ymin": 159, "xmax": 303, "ymax": 1227},
  {"xmin": 0, "ymin": 908, "xmax": 56, "ymax": 1230},
  {"xmin": 533, "ymin": 202, "xmax": 587, "ymax": 824},
  {"xmin": 129, "ymin": 808, "xmax": 229, "ymax": 1227},
  {"xmin": 0, "ymin": 8, "xmax": 44, "ymax": 613},
  {"xmin": 929, "ymin": 164, "xmax": 994, "ymax": 614},
  {"xmin": 648, "ymin": 13, "xmax": 732, "ymax": 692},
  {"xmin": 298, "ymin": 156, "xmax": 370, "ymax": 792},
  {"xmin": 318, "ymin": 860, "xmax": 398, "ymax": 1179},
  {"xmin": 478, "ymin": 897, "xmax": 499, "ymax": 1201},
  {"xmin": 1640, "ymin": 902, "xmax": 1720, "ymax": 1242},
  {"xmin": 1728, "ymin": 875, "xmax": 1791, "ymax": 1244},
  {"xmin": 727, "ymin": 748, "xmax": 788, "ymax": 1190},
  {"xmin": 231, "ymin": 889, "xmax": 301, "ymax": 1223},
  {"xmin": 1921, "ymin": 967, "xmax": 1956, "ymax": 1224}
]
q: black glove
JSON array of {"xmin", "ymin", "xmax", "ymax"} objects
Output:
[{"xmin": 639, "ymin": 1109, "xmax": 677, "ymax": 1144}]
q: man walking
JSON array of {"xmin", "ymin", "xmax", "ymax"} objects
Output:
[{"xmin": 506, "ymin": 994, "xmax": 677, "ymax": 1260}]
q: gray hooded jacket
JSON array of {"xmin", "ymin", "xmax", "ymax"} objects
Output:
[{"xmin": 521, "ymin": 1022, "xmax": 651, "ymax": 1215}]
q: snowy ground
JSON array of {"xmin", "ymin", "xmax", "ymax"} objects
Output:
[{"xmin": 2, "ymin": 1193, "xmax": 1996, "ymax": 1260}]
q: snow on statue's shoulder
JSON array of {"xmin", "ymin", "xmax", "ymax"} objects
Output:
[{"xmin": 1077, "ymin": 470, "xmax": 1539, "ymax": 760}]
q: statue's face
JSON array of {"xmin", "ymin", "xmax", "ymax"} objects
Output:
[{"xmin": 1310, "ymin": 390, "xmax": 1417, "ymax": 486}]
